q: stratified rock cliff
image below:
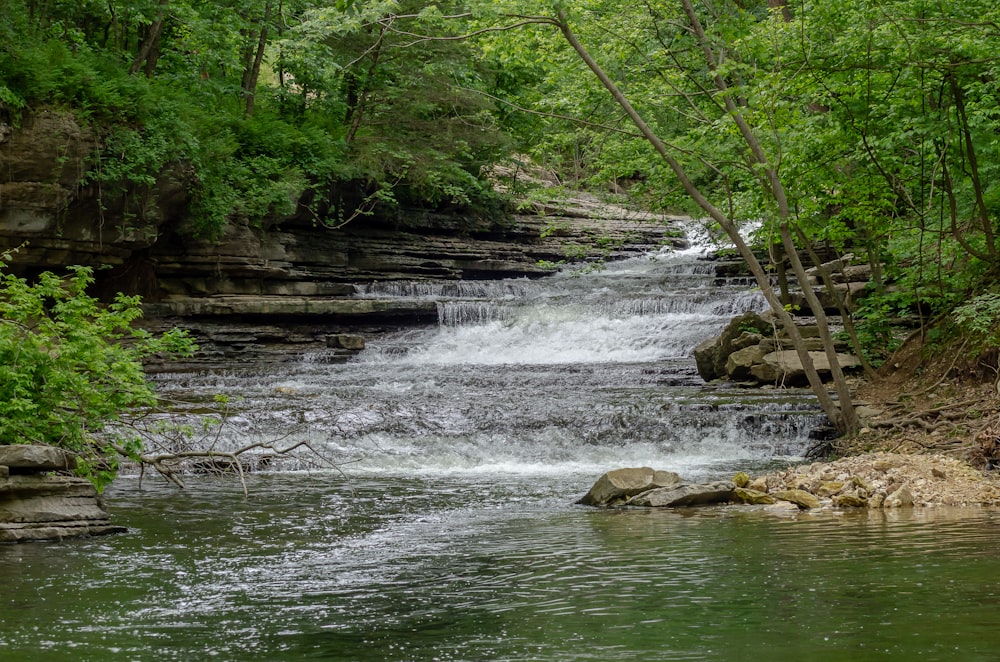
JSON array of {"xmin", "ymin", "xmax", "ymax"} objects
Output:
[{"xmin": 1, "ymin": 108, "xmax": 685, "ymax": 324}]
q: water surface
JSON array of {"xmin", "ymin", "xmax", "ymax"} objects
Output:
[{"xmin": 3, "ymin": 476, "xmax": 1000, "ymax": 660}]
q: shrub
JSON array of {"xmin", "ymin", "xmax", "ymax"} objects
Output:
[{"xmin": 0, "ymin": 250, "xmax": 196, "ymax": 490}]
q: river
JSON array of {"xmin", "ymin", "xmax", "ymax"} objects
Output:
[{"xmin": 3, "ymin": 238, "xmax": 1000, "ymax": 660}]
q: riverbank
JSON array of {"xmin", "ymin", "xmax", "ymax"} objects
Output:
[
  {"xmin": 758, "ymin": 451, "xmax": 1000, "ymax": 508},
  {"xmin": 764, "ymin": 330, "xmax": 1000, "ymax": 507}
]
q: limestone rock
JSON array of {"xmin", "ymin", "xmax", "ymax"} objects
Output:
[
  {"xmin": 772, "ymin": 489, "xmax": 822, "ymax": 510},
  {"xmin": 628, "ymin": 481, "xmax": 735, "ymax": 507},
  {"xmin": 884, "ymin": 486, "xmax": 914, "ymax": 508},
  {"xmin": 694, "ymin": 336, "xmax": 723, "ymax": 382},
  {"xmin": 0, "ymin": 473, "xmax": 124, "ymax": 542},
  {"xmin": 577, "ymin": 467, "xmax": 682, "ymax": 506},
  {"xmin": 832, "ymin": 491, "xmax": 868, "ymax": 508},
  {"xmin": 732, "ymin": 487, "xmax": 777, "ymax": 505},
  {"xmin": 694, "ymin": 312, "xmax": 772, "ymax": 382},
  {"xmin": 764, "ymin": 500, "xmax": 802, "ymax": 514},
  {"xmin": 815, "ymin": 481, "xmax": 845, "ymax": 497},
  {"xmin": 326, "ymin": 334, "xmax": 366, "ymax": 350},
  {"xmin": 725, "ymin": 344, "xmax": 768, "ymax": 381},
  {"xmin": 752, "ymin": 350, "xmax": 863, "ymax": 385},
  {"xmin": 0, "ymin": 445, "xmax": 77, "ymax": 472}
]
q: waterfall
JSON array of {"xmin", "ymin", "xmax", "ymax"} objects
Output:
[{"xmin": 151, "ymin": 230, "xmax": 822, "ymax": 480}]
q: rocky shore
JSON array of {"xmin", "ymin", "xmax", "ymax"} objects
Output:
[{"xmin": 579, "ymin": 453, "xmax": 1000, "ymax": 511}]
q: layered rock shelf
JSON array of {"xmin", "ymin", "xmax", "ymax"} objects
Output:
[
  {"xmin": 0, "ymin": 445, "xmax": 125, "ymax": 543},
  {"xmin": 694, "ymin": 310, "xmax": 863, "ymax": 386},
  {"xmin": 1, "ymin": 108, "xmax": 686, "ymax": 325}
]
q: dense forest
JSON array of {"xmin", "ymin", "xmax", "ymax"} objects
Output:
[{"xmin": 2, "ymin": 0, "xmax": 1000, "ymax": 449}]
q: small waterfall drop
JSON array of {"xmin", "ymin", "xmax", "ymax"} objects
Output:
[{"xmin": 152, "ymin": 226, "xmax": 823, "ymax": 480}]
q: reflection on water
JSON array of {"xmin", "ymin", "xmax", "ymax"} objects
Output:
[{"xmin": 2, "ymin": 475, "xmax": 1000, "ymax": 661}]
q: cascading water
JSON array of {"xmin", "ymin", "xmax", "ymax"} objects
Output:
[{"xmin": 151, "ymin": 229, "xmax": 824, "ymax": 482}]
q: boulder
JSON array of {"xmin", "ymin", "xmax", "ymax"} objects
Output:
[
  {"xmin": 628, "ymin": 481, "xmax": 735, "ymax": 507},
  {"xmin": 694, "ymin": 337, "xmax": 722, "ymax": 382},
  {"xmin": 884, "ymin": 486, "xmax": 914, "ymax": 508},
  {"xmin": 771, "ymin": 489, "xmax": 822, "ymax": 510},
  {"xmin": 732, "ymin": 487, "xmax": 777, "ymax": 505},
  {"xmin": 833, "ymin": 491, "xmax": 868, "ymax": 508},
  {"xmin": 577, "ymin": 467, "xmax": 682, "ymax": 506},
  {"xmin": 694, "ymin": 312, "xmax": 772, "ymax": 381},
  {"xmin": 814, "ymin": 481, "xmax": 845, "ymax": 497},
  {"xmin": 725, "ymin": 344, "xmax": 768, "ymax": 381}
]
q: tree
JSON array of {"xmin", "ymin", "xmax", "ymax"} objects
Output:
[
  {"xmin": 0, "ymin": 248, "xmax": 195, "ymax": 490},
  {"xmin": 461, "ymin": 1, "xmax": 860, "ymax": 433},
  {"xmin": 459, "ymin": 0, "xmax": 1000, "ymax": 435}
]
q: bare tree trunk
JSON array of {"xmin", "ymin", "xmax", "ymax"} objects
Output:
[
  {"xmin": 793, "ymin": 225, "xmax": 878, "ymax": 381},
  {"xmin": 242, "ymin": 2, "xmax": 272, "ymax": 117},
  {"xmin": 678, "ymin": 0, "xmax": 858, "ymax": 434},
  {"xmin": 129, "ymin": 0, "xmax": 168, "ymax": 77},
  {"xmin": 948, "ymin": 73, "xmax": 998, "ymax": 259}
]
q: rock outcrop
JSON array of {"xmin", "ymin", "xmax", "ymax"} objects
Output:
[
  {"xmin": 694, "ymin": 311, "xmax": 863, "ymax": 386},
  {"xmin": 579, "ymin": 468, "xmax": 738, "ymax": 508},
  {"xmin": 1, "ymin": 108, "xmax": 687, "ymax": 324},
  {"xmin": 576, "ymin": 467, "xmax": 682, "ymax": 506},
  {"xmin": 0, "ymin": 445, "xmax": 126, "ymax": 543}
]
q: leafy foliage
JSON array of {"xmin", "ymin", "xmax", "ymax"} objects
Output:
[
  {"xmin": 0, "ymin": 250, "xmax": 196, "ymax": 491},
  {"xmin": 954, "ymin": 293, "xmax": 1000, "ymax": 351},
  {"xmin": 0, "ymin": 0, "xmax": 511, "ymax": 236},
  {"xmin": 464, "ymin": 0, "xmax": 1000, "ymax": 365}
]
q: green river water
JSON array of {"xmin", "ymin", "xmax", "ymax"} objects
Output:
[{"xmin": 2, "ymin": 474, "xmax": 1000, "ymax": 661}]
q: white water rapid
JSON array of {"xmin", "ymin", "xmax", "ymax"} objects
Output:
[{"xmin": 151, "ymin": 231, "xmax": 824, "ymax": 482}]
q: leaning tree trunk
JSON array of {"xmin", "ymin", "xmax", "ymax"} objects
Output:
[
  {"xmin": 554, "ymin": 5, "xmax": 858, "ymax": 435},
  {"xmin": 129, "ymin": 0, "xmax": 168, "ymax": 76}
]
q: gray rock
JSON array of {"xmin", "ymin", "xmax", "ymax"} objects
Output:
[
  {"xmin": 577, "ymin": 467, "xmax": 682, "ymax": 506},
  {"xmin": 0, "ymin": 452, "xmax": 125, "ymax": 543},
  {"xmin": 884, "ymin": 486, "xmax": 914, "ymax": 508},
  {"xmin": 628, "ymin": 481, "xmax": 735, "ymax": 507},
  {"xmin": 694, "ymin": 312, "xmax": 772, "ymax": 382},
  {"xmin": 0, "ymin": 445, "xmax": 76, "ymax": 472},
  {"xmin": 732, "ymin": 487, "xmax": 777, "ymax": 505},
  {"xmin": 725, "ymin": 344, "xmax": 768, "ymax": 381},
  {"xmin": 326, "ymin": 333, "xmax": 366, "ymax": 350},
  {"xmin": 694, "ymin": 336, "xmax": 722, "ymax": 381},
  {"xmin": 771, "ymin": 489, "xmax": 822, "ymax": 509},
  {"xmin": 752, "ymin": 350, "xmax": 863, "ymax": 385}
]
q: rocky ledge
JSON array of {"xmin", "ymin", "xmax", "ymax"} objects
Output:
[
  {"xmin": 694, "ymin": 310, "xmax": 864, "ymax": 386},
  {"xmin": 0, "ymin": 445, "xmax": 125, "ymax": 543},
  {"xmin": 0, "ymin": 109, "xmax": 686, "ymax": 320},
  {"xmin": 579, "ymin": 453, "xmax": 1000, "ymax": 511}
]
